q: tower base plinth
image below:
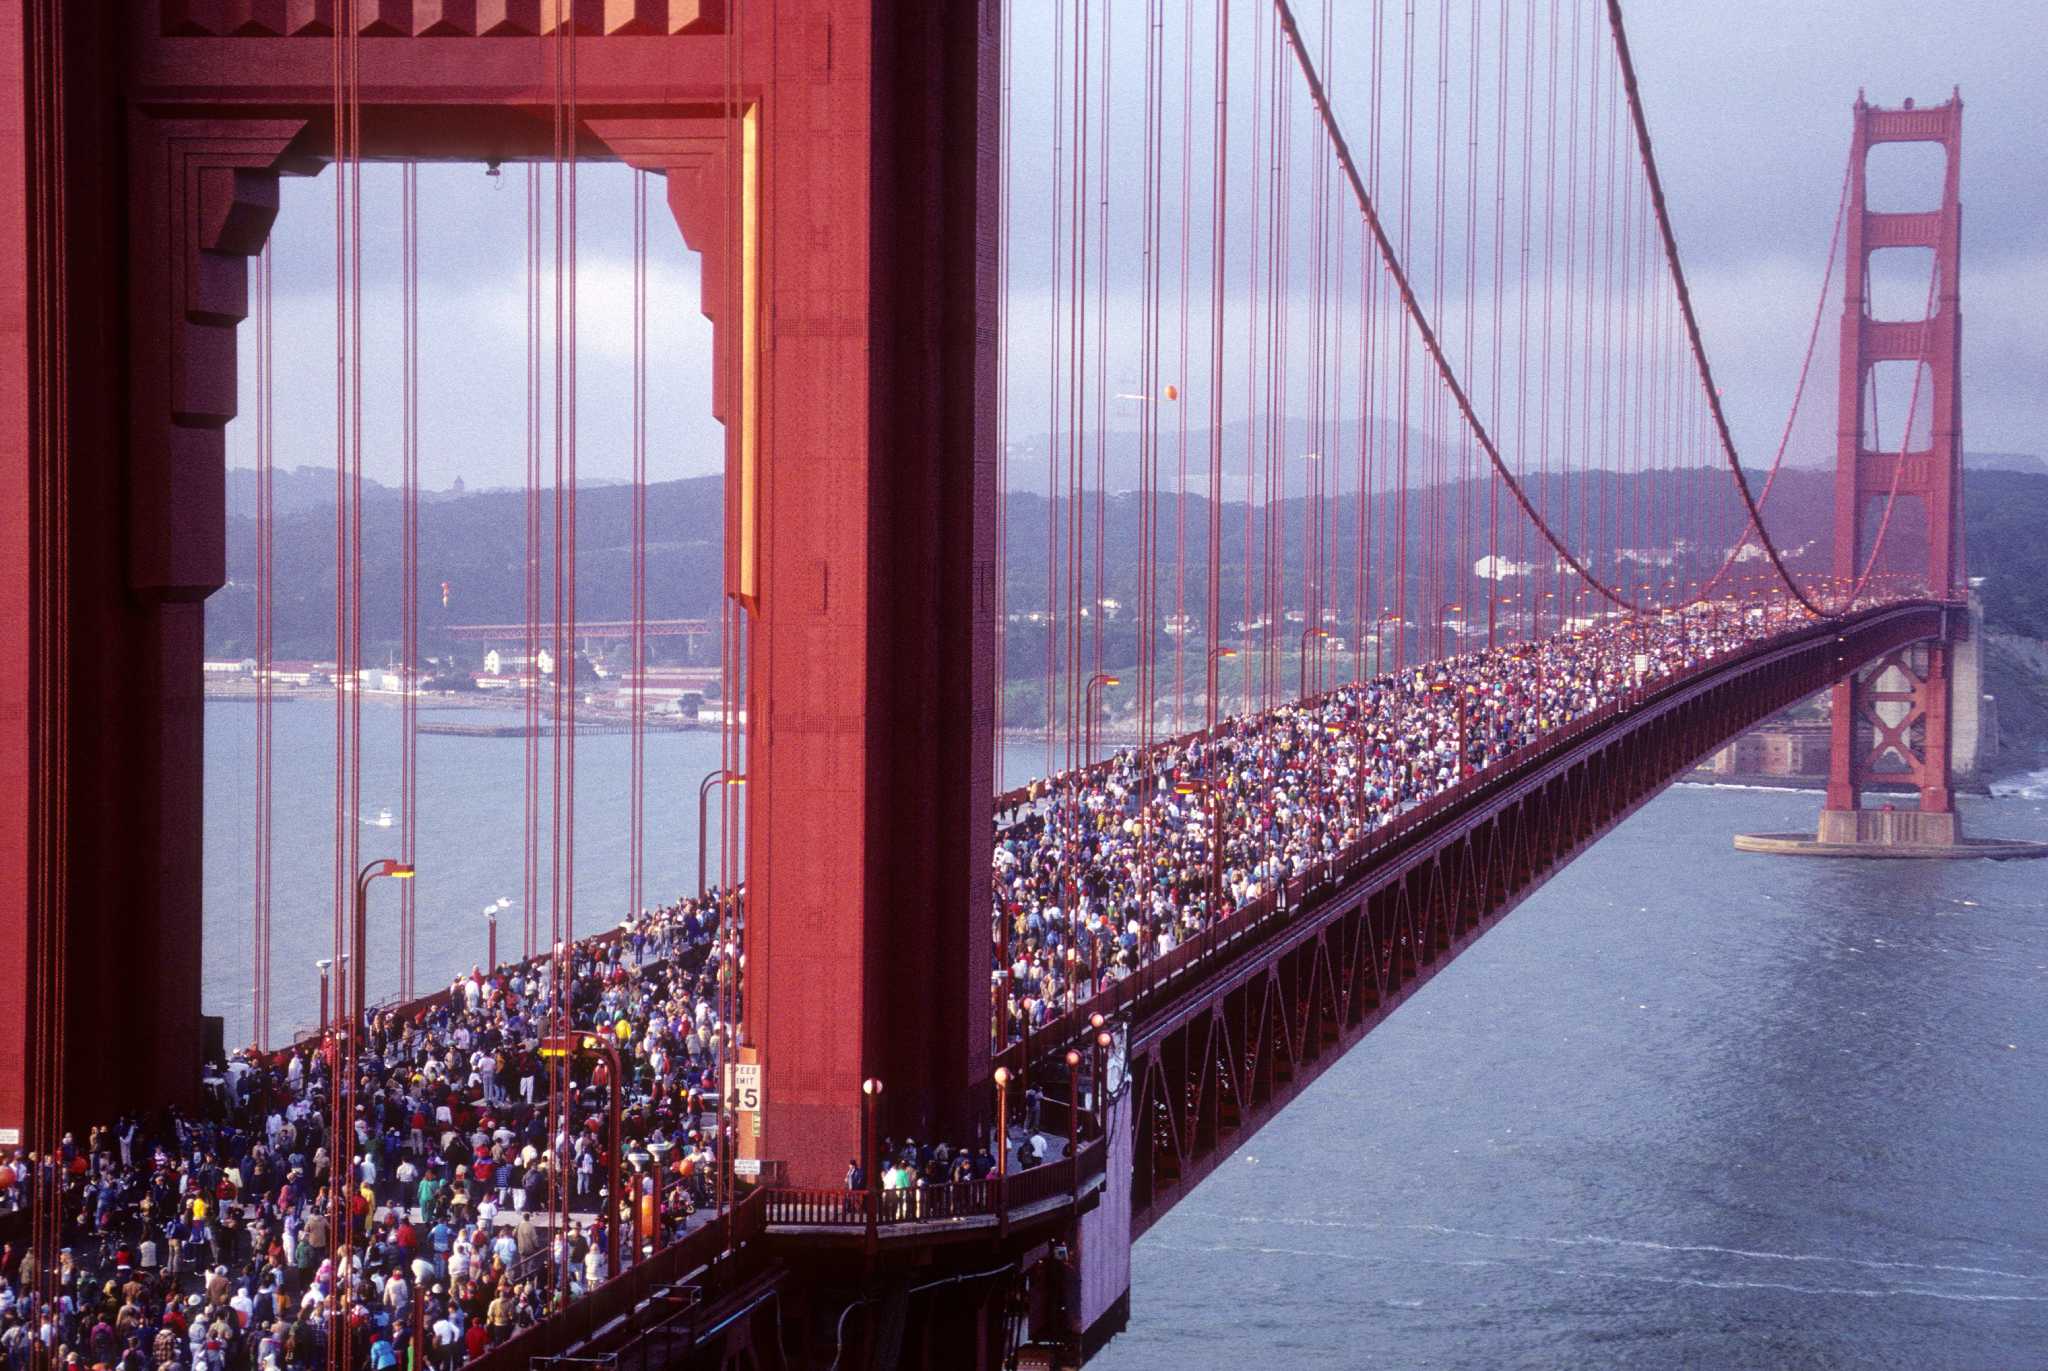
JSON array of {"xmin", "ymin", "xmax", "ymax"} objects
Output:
[
  {"xmin": 1816, "ymin": 806, "xmax": 1958, "ymax": 847},
  {"xmin": 1736, "ymin": 807, "xmax": 2048, "ymax": 860}
]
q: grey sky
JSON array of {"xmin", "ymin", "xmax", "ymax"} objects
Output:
[{"xmin": 229, "ymin": 1, "xmax": 2046, "ymax": 492}]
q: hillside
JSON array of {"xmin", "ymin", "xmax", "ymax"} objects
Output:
[
  {"xmin": 207, "ymin": 461, "xmax": 2048, "ymax": 683},
  {"xmin": 209, "ymin": 474, "xmax": 726, "ymax": 663}
]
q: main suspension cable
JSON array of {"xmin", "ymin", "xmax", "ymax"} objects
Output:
[{"xmin": 1601, "ymin": 0, "xmax": 1832, "ymax": 619}]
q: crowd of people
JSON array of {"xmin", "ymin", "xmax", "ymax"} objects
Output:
[
  {"xmin": 992, "ymin": 599, "xmax": 1815, "ymax": 1043},
  {"xmin": 0, "ymin": 891, "xmax": 744, "ymax": 1371},
  {"xmin": 0, "ymin": 593, "xmax": 1825, "ymax": 1370}
]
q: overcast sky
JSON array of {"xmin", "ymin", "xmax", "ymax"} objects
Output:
[{"xmin": 229, "ymin": 0, "xmax": 2046, "ymax": 493}]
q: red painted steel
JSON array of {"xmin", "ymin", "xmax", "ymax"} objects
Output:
[
  {"xmin": 0, "ymin": 4, "xmax": 997, "ymax": 1191},
  {"xmin": 0, "ymin": 14, "xmax": 1980, "ymax": 1367},
  {"xmin": 1825, "ymin": 96, "xmax": 1963, "ymax": 821}
]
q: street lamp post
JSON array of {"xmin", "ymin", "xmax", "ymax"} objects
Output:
[
  {"xmin": 334, "ymin": 857, "xmax": 412, "ymax": 1358},
  {"xmin": 539, "ymin": 1032, "xmax": 625, "ymax": 1279},
  {"xmin": 1428, "ymin": 681, "xmax": 1470, "ymax": 783},
  {"xmin": 1369, "ymin": 612, "xmax": 1400, "ymax": 679},
  {"xmin": 696, "ymin": 770, "xmax": 744, "ymax": 900},
  {"xmin": 1486, "ymin": 593, "xmax": 1520, "ymax": 650},
  {"xmin": 1083, "ymin": 673, "xmax": 1121, "ymax": 766},
  {"xmin": 316, "ymin": 958, "xmax": 333, "ymax": 1033},
  {"xmin": 1064, "ymin": 1049, "xmax": 1083, "ymax": 1203},
  {"xmin": 861, "ymin": 1077, "xmax": 883, "ymax": 1251},
  {"xmin": 481, "ymin": 900, "xmax": 510, "ymax": 971},
  {"xmin": 1297, "ymin": 627, "xmax": 1329, "ymax": 701},
  {"xmin": 1436, "ymin": 602, "xmax": 1463, "ymax": 661},
  {"xmin": 1174, "ymin": 780, "xmax": 1224, "ymax": 917},
  {"xmin": 1090, "ymin": 1013, "xmax": 1111, "ymax": 1135},
  {"xmin": 350, "ymin": 858, "xmax": 417, "ymax": 1058},
  {"xmin": 993, "ymin": 1067, "xmax": 1011, "ymax": 1181},
  {"xmin": 1204, "ymin": 647, "xmax": 1238, "ymax": 730}
]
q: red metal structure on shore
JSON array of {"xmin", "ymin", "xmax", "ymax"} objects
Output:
[{"xmin": 0, "ymin": 2, "xmax": 2001, "ymax": 1366}]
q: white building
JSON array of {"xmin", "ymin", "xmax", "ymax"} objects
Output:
[{"xmin": 484, "ymin": 648, "xmax": 554, "ymax": 678}]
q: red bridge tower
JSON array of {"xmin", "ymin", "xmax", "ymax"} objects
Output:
[{"xmin": 1819, "ymin": 93, "xmax": 1966, "ymax": 849}]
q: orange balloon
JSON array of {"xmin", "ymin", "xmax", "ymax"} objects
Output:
[{"xmin": 1164, "ymin": 384, "xmax": 1180, "ymax": 402}]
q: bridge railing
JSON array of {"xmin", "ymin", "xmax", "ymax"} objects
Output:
[
  {"xmin": 278, "ymin": 921, "xmax": 644, "ymax": 1052},
  {"xmin": 997, "ymin": 599, "xmax": 1951, "ymax": 1078},
  {"xmin": 758, "ymin": 1140, "xmax": 1106, "ymax": 1228},
  {"xmin": 466, "ymin": 1188, "xmax": 769, "ymax": 1371}
]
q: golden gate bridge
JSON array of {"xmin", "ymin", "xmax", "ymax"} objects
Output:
[{"xmin": 1, "ymin": 2, "xmax": 2032, "ymax": 1368}]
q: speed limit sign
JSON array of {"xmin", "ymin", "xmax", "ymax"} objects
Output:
[{"xmin": 727, "ymin": 1063, "xmax": 762, "ymax": 1113}]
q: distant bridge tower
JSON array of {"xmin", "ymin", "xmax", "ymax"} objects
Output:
[{"xmin": 1819, "ymin": 92, "xmax": 1965, "ymax": 848}]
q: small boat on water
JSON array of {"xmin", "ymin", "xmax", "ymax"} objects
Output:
[{"xmin": 363, "ymin": 807, "xmax": 394, "ymax": 828}]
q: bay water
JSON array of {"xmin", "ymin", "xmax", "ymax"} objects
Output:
[{"xmin": 204, "ymin": 702, "xmax": 2048, "ymax": 1366}]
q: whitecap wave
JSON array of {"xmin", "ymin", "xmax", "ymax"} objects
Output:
[
  {"xmin": 1179, "ymin": 1211, "xmax": 2048, "ymax": 1282},
  {"xmin": 1676, "ymin": 780, "xmax": 1824, "ymax": 794},
  {"xmin": 1989, "ymin": 767, "xmax": 2048, "ymax": 801},
  {"xmin": 1149, "ymin": 1235, "xmax": 2048, "ymax": 1303}
]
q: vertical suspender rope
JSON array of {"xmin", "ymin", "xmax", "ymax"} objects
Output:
[
  {"xmin": 564, "ymin": 12, "xmax": 580, "ymax": 955},
  {"xmin": 347, "ymin": 0, "xmax": 364, "ymax": 1000},
  {"xmin": 1353, "ymin": 18, "xmax": 1373, "ymax": 686},
  {"xmin": 1046, "ymin": 0, "xmax": 1066, "ymax": 780},
  {"xmin": 1204, "ymin": 0, "xmax": 1228, "ymax": 730},
  {"xmin": 1698, "ymin": 165, "xmax": 1849, "ymax": 600},
  {"xmin": 1598, "ymin": 49, "xmax": 1619, "ymax": 605},
  {"xmin": 1361, "ymin": 0, "xmax": 1384, "ymax": 680},
  {"xmin": 997, "ymin": 0, "xmax": 1013, "ymax": 783},
  {"xmin": 1428, "ymin": 0, "xmax": 1447, "ymax": 661},
  {"xmin": 1556, "ymin": 0, "xmax": 1579, "ymax": 628},
  {"xmin": 1487, "ymin": 0, "xmax": 1508, "ymax": 651},
  {"xmin": 1572, "ymin": 0, "xmax": 1589, "ymax": 618},
  {"xmin": 1173, "ymin": 0, "xmax": 1194, "ymax": 733},
  {"xmin": 400, "ymin": 162, "xmax": 419, "ymax": 1001},
  {"xmin": 1243, "ymin": 0, "xmax": 1263, "ymax": 715},
  {"xmin": 629, "ymin": 171, "xmax": 648, "ymax": 925},
  {"xmin": 347, "ymin": 0, "xmax": 366, "ymax": 1313},
  {"xmin": 525, "ymin": 165, "xmax": 542, "ymax": 961},
  {"xmin": 545, "ymin": 0, "xmax": 569, "ymax": 1284},
  {"xmin": 1066, "ymin": 0, "xmax": 1088, "ymax": 775},
  {"xmin": 253, "ymin": 242, "xmax": 274, "ymax": 1047},
  {"xmin": 1270, "ymin": 0, "xmax": 1656, "ymax": 614},
  {"xmin": 1604, "ymin": 0, "xmax": 1832, "ymax": 619},
  {"xmin": 1515, "ymin": 0, "xmax": 1536, "ymax": 645},
  {"xmin": 326, "ymin": 4, "xmax": 363, "ymax": 1364},
  {"xmin": 1091, "ymin": 0, "xmax": 1110, "ymax": 701},
  {"xmin": 1602, "ymin": 51, "xmax": 1620, "ymax": 604},
  {"xmin": 1265, "ymin": 8, "xmax": 1280, "ymax": 706},
  {"xmin": 1537, "ymin": 0, "xmax": 1558, "ymax": 637},
  {"xmin": 1394, "ymin": 0, "xmax": 1412, "ymax": 670},
  {"xmin": 325, "ymin": 7, "xmax": 345, "ymax": 1360},
  {"xmin": 1136, "ymin": 0, "xmax": 1158, "ymax": 758},
  {"xmin": 1460, "ymin": 0, "xmax": 1479, "ymax": 656}
]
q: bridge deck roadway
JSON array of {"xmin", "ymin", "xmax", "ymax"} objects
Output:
[{"xmin": 994, "ymin": 600, "xmax": 1956, "ymax": 1237}]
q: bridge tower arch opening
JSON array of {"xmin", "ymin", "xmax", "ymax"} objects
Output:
[
  {"xmin": 1820, "ymin": 92, "xmax": 1964, "ymax": 849},
  {"xmin": 2, "ymin": 3, "xmax": 998, "ymax": 1194}
]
